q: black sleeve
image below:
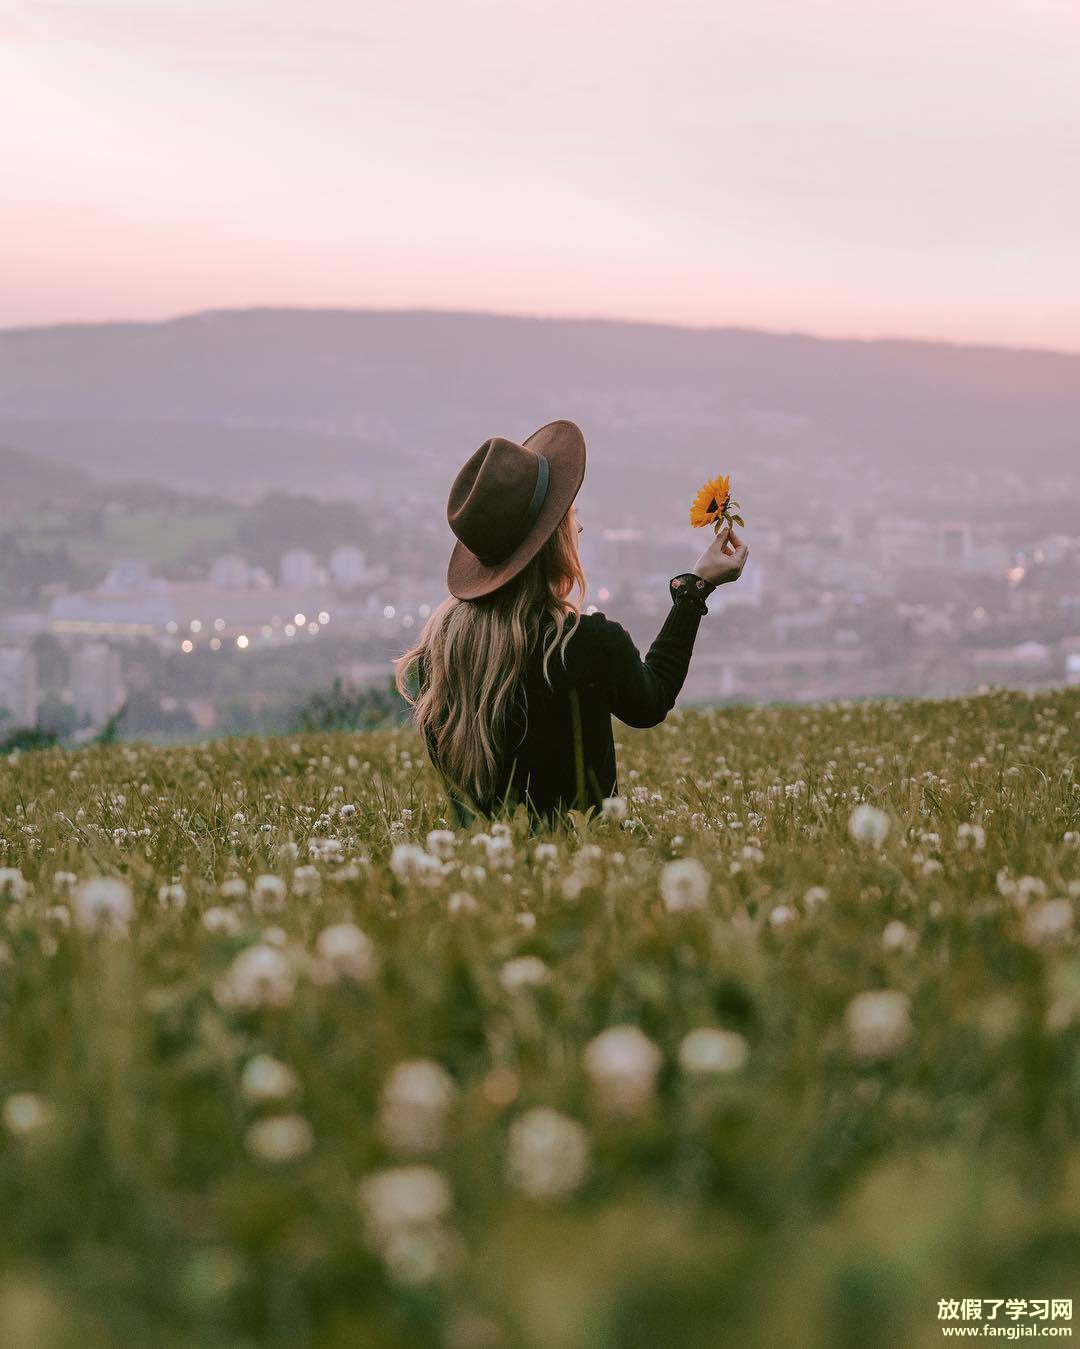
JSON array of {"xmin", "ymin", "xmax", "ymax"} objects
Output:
[{"xmin": 602, "ymin": 579, "xmax": 713, "ymax": 728}]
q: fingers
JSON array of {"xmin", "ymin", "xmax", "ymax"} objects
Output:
[{"xmin": 714, "ymin": 520, "xmax": 732, "ymax": 546}]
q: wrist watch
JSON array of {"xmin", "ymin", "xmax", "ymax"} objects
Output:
[{"xmin": 669, "ymin": 572, "xmax": 717, "ymax": 614}]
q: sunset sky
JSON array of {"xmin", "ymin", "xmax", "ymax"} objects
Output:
[{"xmin": 2, "ymin": 0, "xmax": 1078, "ymax": 350}]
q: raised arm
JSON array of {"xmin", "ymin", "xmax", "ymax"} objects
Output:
[{"xmin": 604, "ymin": 523, "xmax": 750, "ymax": 729}]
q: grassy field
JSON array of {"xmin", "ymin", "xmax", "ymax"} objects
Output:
[{"xmin": 1, "ymin": 689, "xmax": 1078, "ymax": 1348}]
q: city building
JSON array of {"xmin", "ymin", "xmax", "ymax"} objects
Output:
[
  {"xmin": 70, "ymin": 642, "xmax": 125, "ymax": 725},
  {"xmin": 0, "ymin": 646, "xmax": 39, "ymax": 728},
  {"xmin": 279, "ymin": 549, "xmax": 323, "ymax": 588}
]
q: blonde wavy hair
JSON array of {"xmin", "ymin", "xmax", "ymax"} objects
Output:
[{"xmin": 395, "ymin": 510, "xmax": 586, "ymax": 811}]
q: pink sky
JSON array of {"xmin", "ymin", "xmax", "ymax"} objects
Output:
[{"xmin": 1, "ymin": 0, "xmax": 1078, "ymax": 350}]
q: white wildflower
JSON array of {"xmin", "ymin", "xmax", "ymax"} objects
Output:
[
  {"xmin": 202, "ymin": 906, "xmax": 242, "ymax": 936},
  {"xmin": 71, "ymin": 877, "xmax": 134, "ymax": 933},
  {"xmin": 426, "ymin": 829, "xmax": 456, "ymax": 861},
  {"xmin": 583, "ymin": 1025, "xmax": 663, "ymax": 1116},
  {"xmin": 2, "ymin": 1093, "xmax": 52, "ymax": 1136},
  {"xmin": 313, "ymin": 922, "xmax": 378, "ymax": 983},
  {"xmin": 768, "ymin": 904, "xmax": 796, "ymax": 929},
  {"xmin": 447, "ymin": 891, "xmax": 479, "ymax": 916},
  {"xmin": 291, "ymin": 864, "xmax": 321, "ymax": 898},
  {"xmin": 0, "ymin": 868, "xmax": 28, "ymax": 901},
  {"xmin": 378, "ymin": 1060, "xmax": 457, "ymax": 1154},
  {"xmin": 484, "ymin": 835, "xmax": 514, "ymax": 868},
  {"xmin": 220, "ymin": 877, "xmax": 247, "ymax": 900},
  {"xmin": 499, "ymin": 956, "xmax": 549, "ymax": 992},
  {"xmin": 678, "ymin": 1027, "xmax": 749, "ymax": 1076},
  {"xmin": 560, "ymin": 874, "xmax": 585, "ymax": 902},
  {"xmin": 251, "ymin": 874, "xmax": 287, "ymax": 914},
  {"xmin": 245, "ymin": 1113, "xmax": 314, "ymax": 1163},
  {"xmin": 309, "ymin": 837, "xmax": 343, "ymax": 864},
  {"xmin": 390, "ymin": 844, "xmax": 441, "ymax": 884},
  {"xmin": 848, "ymin": 804, "xmax": 891, "ymax": 847},
  {"xmin": 157, "ymin": 882, "xmax": 187, "ymax": 910},
  {"xmin": 1021, "ymin": 899, "xmax": 1073, "ymax": 948},
  {"xmin": 881, "ymin": 919, "xmax": 915, "ymax": 953},
  {"xmin": 659, "ymin": 858, "xmax": 710, "ymax": 913},
  {"xmin": 957, "ymin": 822, "xmax": 986, "ymax": 851},
  {"xmin": 358, "ymin": 1165, "xmax": 452, "ymax": 1247},
  {"xmin": 844, "ymin": 989, "xmax": 912, "ymax": 1063},
  {"xmin": 601, "ymin": 796, "xmax": 627, "ymax": 821},
  {"xmin": 1014, "ymin": 876, "xmax": 1048, "ymax": 909},
  {"xmin": 215, "ymin": 943, "xmax": 296, "ymax": 1010},
  {"xmin": 506, "ymin": 1108, "xmax": 590, "ymax": 1201},
  {"xmin": 803, "ymin": 885, "xmax": 829, "ymax": 910},
  {"xmin": 240, "ymin": 1054, "xmax": 300, "ymax": 1105}
]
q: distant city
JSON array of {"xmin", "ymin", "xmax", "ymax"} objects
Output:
[{"xmin": 1, "ymin": 308, "xmax": 1078, "ymax": 742}]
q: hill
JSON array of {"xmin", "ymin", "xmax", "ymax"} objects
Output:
[
  {"xmin": 1, "ymin": 308, "xmax": 1077, "ymax": 513},
  {"xmin": 0, "ymin": 443, "xmax": 96, "ymax": 515}
]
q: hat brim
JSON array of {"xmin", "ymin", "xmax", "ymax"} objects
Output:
[{"xmin": 446, "ymin": 419, "xmax": 586, "ymax": 600}]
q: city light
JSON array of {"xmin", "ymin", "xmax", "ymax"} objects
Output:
[
  {"xmin": 598, "ymin": 587, "xmax": 610, "ymax": 601},
  {"xmin": 318, "ymin": 610, "xmax": 330, "ymax": 624},
  {"xmin": 236, "ymin": 634, "xmax": 249, "ymax": 649},
  {"xmin": 181, "ymin": 639, "xmax": 193, "ymax": 653},
  {"xmin": 294, "ymin": 613, "xmax": 306, "ymax": 626},
  {"xmin": 418, "ymin": 604, "xmax": 430, "ymax": 618},
  {"xmin": 261, "ymin": 625, "xmax": 273, "ymax": 638},
  {"xmin": 210, "ymin": 637, "xmax": 221, "ymax": 651},
  {"xmin": 189, "ymin": 619, "xmax": 202, "ymax": 633},
  {"xmin": 165, "ymin": 621, "xmax": 178, "ymax": 635},
  {"xmin": 213, "ymin": 618, "xmax": 225, "ymax": 632},
  {"xmin": 307, "ymin": 621, "xmax": 319, "ymax": 635},
  {"xmin": 383, "ymin": 605, "xmax": 395, "ymax": 619},
  {"xmin": 284, "ymin": 624, "xmax": 296, "ymax": 637},
  {"xmin": 402, "ymin": 615, "xmax": 414, "ymax": 628}
]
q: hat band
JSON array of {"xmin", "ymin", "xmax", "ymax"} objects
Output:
[
  {"xmin": 473, "ymin": 452, "xmax": 550, "ymax": 566},
  {"xmin": 523, "ymin": 452, "xmax": 550, "ymax": 532}
]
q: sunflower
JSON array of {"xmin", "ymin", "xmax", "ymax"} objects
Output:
[{"xmin": 689, "ymin": 473, "xmax": 732, "ymax": 529}]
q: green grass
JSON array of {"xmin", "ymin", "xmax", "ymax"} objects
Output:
[
  {"xmin": 96, "ymin": 510, "xmax": 242, "ymax": 566},
  {"xmin": 8, "ymin": 509, "xmax": 242, "ymax": 567},
  {"xmin": 1, "ymin": 688, "xmax": 1078, "ymax": 1348}
]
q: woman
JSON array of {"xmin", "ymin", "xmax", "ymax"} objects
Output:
[{"xmin": 395, "ymin": 419, "xmax": 748, "ymax": 823}]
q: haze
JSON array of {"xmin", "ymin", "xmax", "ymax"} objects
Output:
[{"xmin": 2, "ymin": 0, "xmax": 1078, "ymax": 350}]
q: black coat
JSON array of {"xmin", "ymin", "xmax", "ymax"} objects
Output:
[{"xmin": 422, "ymin": 578, "xmax": 712, "ymax": 823}]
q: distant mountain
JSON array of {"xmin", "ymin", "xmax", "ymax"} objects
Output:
[
  {"xmin": 0, "ymin": 443, "xmax": 95, "ymax": 515},
  {"xmin": 1, "ymin": 308, "xmax": 1077, "ymax": 515}
]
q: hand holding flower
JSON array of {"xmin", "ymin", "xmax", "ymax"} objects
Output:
[
  {"xmin": 689, "ymin": 472, "xmax": 748, "ymax": 586},
  {"xmin": 692, "ymin": 520, "xmax": 749, "ymax": 587}
]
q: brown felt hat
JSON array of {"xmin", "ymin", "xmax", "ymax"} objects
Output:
[{"xmin": 446, "ymin": 419, "xmax": 586, "ymax": 600}]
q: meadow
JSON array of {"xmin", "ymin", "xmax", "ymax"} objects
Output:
[{"xmin": 1, "ymin": 688, "xmax": 1078, "ymax": 1348}]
